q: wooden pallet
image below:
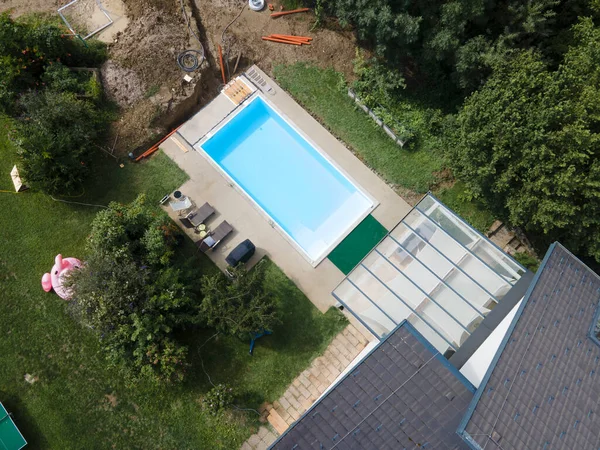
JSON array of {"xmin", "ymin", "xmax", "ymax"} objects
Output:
[{"xmin": 223, "ymin": 78, "xmax": 253, "ymax": 105}]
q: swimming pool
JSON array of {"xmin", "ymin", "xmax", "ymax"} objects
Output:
[{"xmin": 198, "ymin": 95, "xmax": 375, "ymax": 265}]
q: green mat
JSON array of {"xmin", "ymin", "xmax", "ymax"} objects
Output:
[
  {"xmin": 328, "ymin": 215, "xmax": 388, "ymax": 275},
  {"xmin": 0, "ymin": 403, "xmax": 26, "ymax": 450}
]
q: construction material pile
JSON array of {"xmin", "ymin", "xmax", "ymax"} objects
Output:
[{"xmin": 262, "ymin": 34, "xmax": 312, "ymax": 45}]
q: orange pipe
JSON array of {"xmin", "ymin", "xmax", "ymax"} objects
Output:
[
  {"xmin": 135, "ymin": 128, "xmax": 181, "ymax": 161},
  {"xmin": 262, "ymin": 36, "xmax": 302, "ymax": 45},
  {"xmin": 269, "ymin": 38, "xmax": 311, "ymax": 45},
  {"xmin": 269, "ymin": 35, "xmax": 311, "ymax": 43},
  {"xmin": 277, "ymin": 38, "xmax": 311, "ymax": 45},
  {"xmin": 218, "ymin": 45, "xmax": 227, "ymax": 85},
  {"xmin": 267, "ymin": 34, "xmax": 306, "ymax": 41},
  {"xmin": 270, "ymin": 7, "xmax": 309, "ymax": 17},
  {"xmin": 270, "ymin": 34, "xmax": 312, "ymax": 41}
]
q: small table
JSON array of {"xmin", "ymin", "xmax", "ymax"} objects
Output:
[
  {"xmin": 196, "ymin": 224, "xmax": 206, "ymax": 232},
  {"xmin": 198, "ymin": 230, "xmax": 208, "ymax": 239}
]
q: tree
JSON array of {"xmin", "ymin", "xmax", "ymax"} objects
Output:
[
  {"xmin": 66, "ymin": 195, "xmax": 199, "ymax": 383},
  {"xmin": 13, "ymin": 90, "xmax": 108, "ymax": 194},
  {"xmin": 1, "ymin": 14, "xmax": 109, "ymax": 194},
  {"xmin": 353, "ymin": 51, "xmax": 406, "ymax": 105},
  {"xmin": 449, "ymin": 18, "xmax": 600, "ymax": 261},
  {"xmin": 327, "ymin": 0, "xmax": 596, "ymax": 92},
  {"xmin": 200, "ymin": 263, "xmax": 280, "ymax": 339},
  {"xmin": 0, "ymin": 13, "xmax": 106, "ymax": 112}
]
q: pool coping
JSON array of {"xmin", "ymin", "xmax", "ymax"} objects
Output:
[
  {"xmin": 165, "ymin": 64, "xmax": 412, "ymax": 315},
  {"xmin": 194, "ymin": 89, "xmax": 379, "ymax": 267}
]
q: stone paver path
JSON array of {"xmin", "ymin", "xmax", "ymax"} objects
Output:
[{"xmin": 240, "ymin": 324, "xmax": 372, "ymax": 449}]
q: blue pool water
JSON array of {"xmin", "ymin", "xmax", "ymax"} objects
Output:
[{"xmin": 199, "ymin": 96, "xmax": 374, "ymax": 263}]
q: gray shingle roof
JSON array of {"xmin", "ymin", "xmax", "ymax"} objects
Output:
[
  {"xmin": 270, "ymin": 321, "xmax": 475, "ymax": 450},
  {"xmin": 459, "ymin": 243, "xmax": 600, "ymax": 449}
]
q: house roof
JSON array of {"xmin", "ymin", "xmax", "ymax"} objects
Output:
[
  {"xmin": 458, "ymin": 243, "xmax": 600, "ymax": 449},
  {"xmin": 269, "ymin": 321, "xmax": 475, "ymax": 450}
]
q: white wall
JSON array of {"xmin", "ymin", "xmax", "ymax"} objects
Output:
[{"xmin": 460, "ymin": 299, "xmax": 523, "ymax": 388}]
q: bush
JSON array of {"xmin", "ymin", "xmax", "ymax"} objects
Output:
[
  {"xmin": 513, "ymin": 252, "xmax": 540, "ymax": 273},
  {"xmin": 66, "ymin": 195, "xmax": 200, "ymax": 383},
  {"xmin": 449, "ymin": 21, "xmax": 600, "ymax": 261},
  {"xmin": 41, "ymin": 63, "xmax": 102, "ymax": 101},
  {"xmin": 200, "ymin": 263, "xmax": 281, "ymax": 340},
  {"xmin": 0, "ymin": 13, "xmax": 106, "ymax": 112},
  {"xmin": 13, "ymin": 90, "xmax": 109, "ymax": 194},
  {"xmin": 352, "ymin": 51, "xmax": 405, "ymax": 107},
  {"xmin": 202, "ymin": 384, "xmax": 236, "ymax": 415}
]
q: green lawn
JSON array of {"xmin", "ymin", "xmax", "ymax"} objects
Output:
[
  {"xmin": 0, "ymin": 116, "xmax": 346, "ymax": 449},
  {"xmin": 274, "ymin": 63, "xmax": 496, "ymax": 233},
  {"xmin": 274, "ymin": 63, "xmax": 444, "ymax": 193}
]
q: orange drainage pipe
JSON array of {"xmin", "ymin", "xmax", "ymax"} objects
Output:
[
  {"xmin": 269, "ymin": 35, "xmax": 311, "ymax": 43},
  {"xmin": 268, "ymin": 36, "xmax": 311, "ymax": 45},
  {"xmin": 218, "ymin": 45, "xmax": 227, "ymax": 85},
  {"xmin": 270, "ymin": 7, "xmax": 309, "ymax": 17},
  {"xmin": 135, "ymin": 128, "xmax": 181, "ymax": 162},
  {"xmin": 262, "ymin": 36, "xmax": 302, "ymax": 45},
  {"xmin": 270, "ymin": 34, "xmax": 312, "ymax": 41}
]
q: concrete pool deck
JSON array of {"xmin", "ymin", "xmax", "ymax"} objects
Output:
[{"xmin": 161, "ymin": 65, "xmax": 412, "ymax": 314}]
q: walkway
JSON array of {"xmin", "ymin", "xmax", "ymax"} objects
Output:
[{"xmin": 240, "ymin": 323, "xmax": 372, "ymax": 450}]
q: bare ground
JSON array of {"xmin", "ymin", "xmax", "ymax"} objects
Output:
[
  {"xmin": 1, "ymin": 0, "xmax": 358, "ymax": 155},
  {"xmin": 195, "ymin": 0, "xmax": 357, "ymax": 80},
  {"xmin": 0, "ymin": 0, "xmax": 61, "ymax": 16}
]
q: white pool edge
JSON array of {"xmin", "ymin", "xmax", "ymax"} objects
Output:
[{"xmin": 195, "ymin": 92, "xmax": 379, "ymax": 267}]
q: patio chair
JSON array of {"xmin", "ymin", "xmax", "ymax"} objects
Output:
[
  {"xmin": 197, "ymin": 221, "xmax": 234, "ymax": 252},
  {"xmin": 180, "ymin": 202, "xmax": 215, "ymax": 230},
  {"xmin": 169, "ymin": 196, "xmax": 193, "ymax": 216}
]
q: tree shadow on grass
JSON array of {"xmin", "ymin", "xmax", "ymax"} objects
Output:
[
  {"xmin": 66, "ymin": 150, "xmax": 189, "ymax": 208},
  {"xmin": 179, "ymin": 259, "xmax": 347, "ymax": 406},
  {"xmin": 0, "ymin": 391, "xmax": 48, "ymax": 449}
]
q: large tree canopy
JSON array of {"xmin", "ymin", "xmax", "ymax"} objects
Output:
[
  {"xmin": 67, "ymin": 195, "xmax": 199, "ymax": 383},
  {"xmin": 328, "ymin": 0, "xmax": 596, "ymax": 91},
  {"xmin": 1, "ymin": 14, "xmax": 108, "ymax": 194},
  {"xmin": 0, "ymin": 13, "xmax": 105, "ymax": 112},
  {"xmin": 14, "ymin": 90, "xmax": 107, "ymax": 194},
  {"xmin": 449, "ymin": 18, "xmax": 600, "ymax": 261},
  {"xmin": 200, "ymin": 264, "xmax": 280, "ymax": 339}
]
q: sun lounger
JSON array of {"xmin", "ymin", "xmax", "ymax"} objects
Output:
[
  {"xmin": 197, "ymin": 221, "xmax": 234, "ymax": 252},
  {"xmin": 180, "ymin": 203, "xmax": 215, "ymax": 229}
]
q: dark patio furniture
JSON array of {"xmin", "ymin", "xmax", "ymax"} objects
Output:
[
  {"xmin": 180, "ymin": 202, "xmax": 215, "ymax": 230},
  {"xmin": 197, "ymin": 221, "xmax": 233, "ymax": 252},
  {"xmin": 225, "ymin": 239, "xmax": 255, "ymax": 267}
]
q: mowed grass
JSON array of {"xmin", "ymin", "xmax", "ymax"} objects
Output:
[
  {"xmin": 274, "ymin": 63, "xmax": 444, "ymax": 193},
  {"xmin": 0, "ymin": 115, "xmax": 346, "ymax": 449}
]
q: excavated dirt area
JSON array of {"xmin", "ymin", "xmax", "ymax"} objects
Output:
[
  {"xmin": 194, "ymin": 0, "xmax": 357, "ymax": 80},
  {"xmin": 1, "ymin": 0, "xmax": 357, "ymax": 155}
]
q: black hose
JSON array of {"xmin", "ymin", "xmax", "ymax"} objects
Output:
[
  {"xmin": 178, "ymin": 0, "xmax": 205, "ymax": 72},
  {"xmin": 177, "ymin": 49, "xmax": 205, "ymax": 72},
  {"xmin": 180, "ymin": 0, "xmax": 203, "ymax": 46},
  {"xmin": 221, "ymin": 1, "xmax": 247, "ymax": 45}
]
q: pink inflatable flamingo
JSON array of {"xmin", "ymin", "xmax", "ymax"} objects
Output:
[{"xmin": 41, "ymin": 254, "xmax": 82, "ymax": 300}]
